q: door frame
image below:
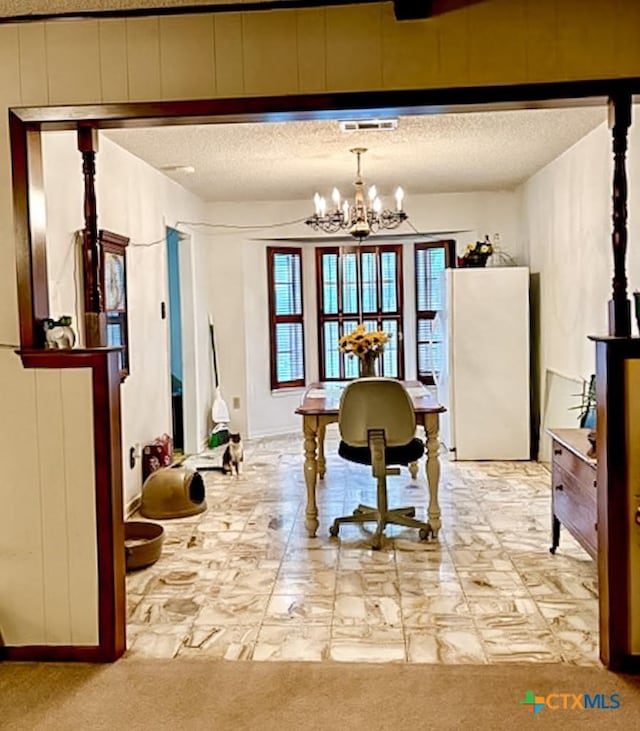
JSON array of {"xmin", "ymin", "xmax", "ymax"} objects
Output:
[{"xmin": 8, "ymin": 78, "xmax": 640, "ymax": 665}]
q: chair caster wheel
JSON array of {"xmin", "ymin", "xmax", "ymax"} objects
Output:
[
  {"xmin": 549, "ymin": 546, "xmax": 557, "ymax": 555},
  {"xmin": 329, "ymin": 525, "xmax": 339, "ymax": 537},
  {"xmin": 418, "ymin": 527, "xmax": 432, "ymax": 541}
]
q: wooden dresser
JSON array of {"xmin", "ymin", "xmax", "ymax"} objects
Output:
[{"xmin": 547, "ymin": 428, "xmax": 597, "ymax": 560}]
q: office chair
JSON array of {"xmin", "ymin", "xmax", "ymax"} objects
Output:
[{"xmin": 330, "ymin": 377, "xmax": 433, "ymax": 550}]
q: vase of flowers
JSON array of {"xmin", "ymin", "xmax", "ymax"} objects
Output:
[
  {"xmin": 458, "ymin": 235, "xmax": 494, "ymax": 268},
  {"xmin": 338, "ymin": 324, "xmax": 391, "ymax": 378}
]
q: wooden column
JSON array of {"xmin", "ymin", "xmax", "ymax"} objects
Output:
[
  {"xmin": 78, "ymin": 126, "xmax": 106, "ymax": 347},
  {"xmin": 607, "ymin": 94, "xmax": 632, "ymax": 337},
  {"xmin": 9, "ymin": 116, "xmax": 49, "ymax": 348},
  {"xmin": 591, "ymin": 337, "xmax": 640, "ymax": 672}
]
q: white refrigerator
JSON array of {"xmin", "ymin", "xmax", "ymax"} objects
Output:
[{"xmin": 437, "ymin": 266, "xmax": 530, "ymax": 460}]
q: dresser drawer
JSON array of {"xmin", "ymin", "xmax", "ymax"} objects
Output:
[
  {"xmin": 551, "ymin": 463, "xmax": 597, "ymax": 559},
  {"xmin": 551, "ymin": 441, "xmax": 597, "ymax": 490}
]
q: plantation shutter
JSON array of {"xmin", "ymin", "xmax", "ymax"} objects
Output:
[
  {"xmin": 267, "ymin": 248, "xmax": 305, "ymax": 389},
  {"xmin": 316, "ymin": 245, "xmax": 404, "ymax": 381},
  {"xmin": 415, "ymin": 242, "xmax": 451, "ymax": 385}
]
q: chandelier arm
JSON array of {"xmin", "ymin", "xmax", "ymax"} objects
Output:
[{"xmin": 305, "ymin": 147, "xmax": 408, "ymax": 240}]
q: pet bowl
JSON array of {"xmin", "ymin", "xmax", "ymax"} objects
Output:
[
  {"xmin": 125, "ymin": 521, "xmax": 164, "ymax": 571},
  {"xmin": 140, "ymin": 465, "xmax": 207, "ymax": 519}
]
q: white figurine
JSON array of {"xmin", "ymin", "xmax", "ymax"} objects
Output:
[{"xmin": 44, "ymin": 316, "xmax": 76, "ymax": 349}]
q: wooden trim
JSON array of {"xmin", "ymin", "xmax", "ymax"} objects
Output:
[
  {"xmin": 607, "ymin": 94, "xmax": 632, "ymax": 337},
  {"xmin": 11, "ymin": 79, "xmax": 640, "ymax": 131},
  {"xmin": 18, "ymin": 347, "xmax": 126, "ymax": 663},
  {"xmin": 78, "ymin": 127, "xmax": 101, "ymax": 316},
  {"xmin": 0, "ymin": 645, "xmax": 107, "ymax": 663},
  {"xmin": 9, "ymin": 77, "xmax": 640, "ymax": 664},
  {"xmin": 0, "ymin": 0, "xmax": 377, "ymax": 25},
  {"xmin": 591, "ymin": 337, "xmax": 640, "ymax": 670},
  {"xmin": 266, "ymin": 246, "xmax": 305, "ymax": 391},
  {"xmin": 10, "ymin": 115, "xmax": 48, "ymax": 348}
]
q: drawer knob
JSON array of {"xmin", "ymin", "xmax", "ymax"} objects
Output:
[
  {"xmin": 555, "ymin": 484, "xmax": 564, "ymax": 491},
  {"xmin": 554, "ymin": 448, "xmax": 562, "ymax": 455}
]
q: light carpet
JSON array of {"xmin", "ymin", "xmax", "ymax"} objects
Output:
[{"xmin": 1, "ymin": 659, "xmax": 639, "ymax": 730}]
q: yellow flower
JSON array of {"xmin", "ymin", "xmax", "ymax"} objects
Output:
[{"xmin": 337, "ymin": 324, "xmax": 392, "ymax": 359}]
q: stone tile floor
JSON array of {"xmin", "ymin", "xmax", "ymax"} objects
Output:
[{"xmin": 125, "ymin": 429, "xmax": 599, "ymax": 665}]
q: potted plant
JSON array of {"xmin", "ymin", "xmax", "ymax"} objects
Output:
[
  {"xmin": 571, "ymin": 373, "xmax": 597, "ymax": 457},
  {"xmin": 572, "ymin": 373, "xmax": 596, "ymax": 429}
]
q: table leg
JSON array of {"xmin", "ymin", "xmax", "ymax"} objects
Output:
[
  {"xmin": 424, "ymin": 413, "xmax": 441, "ymax": 538},
  {"xmin": 317, "ymin": 423, "xmax": 327, "ymax": 479},
  {"xmin": 303, "ymin": 417, "xmax": 319, "ymax": 537}
]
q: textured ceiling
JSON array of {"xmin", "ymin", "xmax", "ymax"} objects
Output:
[{"xmin": 103, "ymin": 106, "xmax": 606, "ymax": 203}]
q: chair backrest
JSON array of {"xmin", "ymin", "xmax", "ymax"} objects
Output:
[{"xmin": 339, "ymin": 378, "xmax": 416, "ymax": 448}]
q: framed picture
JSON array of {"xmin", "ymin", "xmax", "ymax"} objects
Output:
[{"xmin": 99, "ymin": 230, "xmax": 130, "ymax": 379}]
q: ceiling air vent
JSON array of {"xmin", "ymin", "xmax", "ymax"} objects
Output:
[{"xmin": 339, "ymin": 119, "xmax": 398, "ymax": 132}]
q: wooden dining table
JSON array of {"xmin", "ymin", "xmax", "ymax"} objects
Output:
[{"xmin": 295, "ymin": 380, "xmax": 446, "ymax": 539}]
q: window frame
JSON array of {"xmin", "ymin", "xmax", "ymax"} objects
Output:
[
  {"xmin": 414, "ymin": 240, "xmax": 455, "ymax": 385},
  {"xmin": 315, "ymin": 243, "xmax": 404, "ymax": 381},
  {"xmin": 266, "ymin": 245, "xmax": 305, "ymax": 391}
]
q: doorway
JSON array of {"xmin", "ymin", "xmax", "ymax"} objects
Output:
[
  {"xmin": 166, "ymin": 226, "xmax": 184, "ymax": 452},
  {"xmin": 8, "ymin": 80, "xmax": 636, "ymax": 668},
  {"xmin": 165, "ymin": 225, "xmax": 201, "ymax": 456}
]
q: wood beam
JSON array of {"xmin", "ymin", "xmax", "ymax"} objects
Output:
[
  {"xmin": 393, "ymin": 0, "xmax": 433, "ymax": 20},
  {"xmin": 9, "ymin": 116, "xmax": 49, "ymax": 348}
]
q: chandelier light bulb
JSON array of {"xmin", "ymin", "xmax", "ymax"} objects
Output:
[{"xmin": 304, "ymin": 148, "xmax": 408, "ymax": 241}]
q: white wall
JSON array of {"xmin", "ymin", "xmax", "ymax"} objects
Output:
[
  {"xmin": 42, "ymin": 131, "xmax": 212, "ymax": 508},
  {"xmin": 206, "ymin": 191, "xmax": 521, "ymax": 437},
  {"xmin": 520, "ymin": 112, "xmax": 640, "ymax": 457}
]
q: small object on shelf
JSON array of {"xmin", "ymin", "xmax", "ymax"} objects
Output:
[
  {"xmin": 457, "ymin": 235, "xmax": 493, "ymax": 268},
  {"xmin": 43, "ymin": 316, "xmax": 76, "ymax": 349}
]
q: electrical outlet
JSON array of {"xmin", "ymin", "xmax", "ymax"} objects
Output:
[{"xmin": 233, "ymin": 397, "xmax": 241, "ymax": 409}]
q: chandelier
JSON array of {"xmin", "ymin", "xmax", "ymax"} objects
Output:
[{"xmin": 305, "ymin": 147, "xmax": 408, "ymax": 241}]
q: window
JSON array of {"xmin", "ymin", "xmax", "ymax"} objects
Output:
[
  {"xmin": 316, "ymin": 244, "xmax": 404, "ymax": 380},
  {"xmin": 415, "ymin": 240, "xmax": 455, "ymax": 385},
  {"xmin": 267, "ymin": 247, "xmax": 305, "ymax": 389}
]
